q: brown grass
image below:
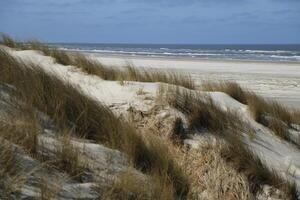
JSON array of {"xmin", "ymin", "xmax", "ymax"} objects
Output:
[
  {"xmin": 184, "ymin": 140, "xmax": 254, "ymax": 200},
  {"xmin": 103, "ymin": 168, "xmax": 174, "ymax": 200},
  {"xmin": 201, "ymin": 81, "xmax": 248, "ymax": 104},
  {"xmin": 39, "ymin": 176, "xmax": 59, "ymax": 200},
  {"xmin": 163, "ymin": 86, "xmax": 297, "ymax": 198},
  {"xmin": 0, "ymin": 48, "xmax": 189, "ymax": 198},
  {"xmin": 139, "ymin": 134, "xmax": 189, "ymax": 197},
  {"xmin": 171, "ymin": 118, "xmax": 186, "ymax": 143},
  {"xmin": 123, "ymin": 65, "xmax": 195, "ymax": 89},
  {"xmin": 201, "ymin": 81, "xmax": 300, "ymax": 145},
  {"xmin": 0, "ymin": 101, "xmax": 41, "ymax": 155},
  {"xmin": 0, "ymin": 34, "xmax": 195, "ymax": 89},
  {"xmin": 54, "ymin": 132, "xmax": 85, "ymax": 180},
  {"xmin": 62, "ymin": 51, "xmax": 195, "ymax": 89},
  {"xmin": 0, "ymin": 140, "xmax": 27, "ymax": 199},
  {"xmin": 165, "ymin": 86, "xmax": 244, "ymax": 133},
  {"xmin": 247, "ymin": 93, "xmax": 293, "ymax": 124},
  {"xmin": 222, "ymin": 135, "xmax": 297, "ymax": 199},
  {"xmin": 0, "ymin": 33, "xmax": 20, "ymax": 49}
]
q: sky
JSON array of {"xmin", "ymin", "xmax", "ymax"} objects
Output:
[{"xmin": 0, "ymin": 0, "xmax": 300, "ymax": 44}]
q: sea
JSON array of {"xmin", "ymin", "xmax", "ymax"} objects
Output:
[{"xmin": 51, "ymin": 43, "xmax": 300, "ymax": 62}]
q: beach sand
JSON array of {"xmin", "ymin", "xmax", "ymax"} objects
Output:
[{"xmin": 91, "ymin": 54, "xmax": 300, "ymax": 108}]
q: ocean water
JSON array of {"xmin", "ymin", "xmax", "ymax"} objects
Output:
[{"xmin": 52, "ymin": 43, "xmax": 300, "ymax": 62}]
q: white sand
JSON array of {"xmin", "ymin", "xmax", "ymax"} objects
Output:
[{"xmin": 92, "ymin": 54, "xmax": 300, "ymax": 108}]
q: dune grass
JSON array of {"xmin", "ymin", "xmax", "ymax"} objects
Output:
[
  {"xmin": 39, "ymin": 177, "xmax": 59, "ymax": 200},
  {"xmin": 222, "ymin": 135, "xmax": 297, "ymax": 199},
  {"xmin": 184, "ymin": 140, "xmax": 254, "ymax": 200},
  {"xmin": 0, "ymin": 48, "xmax": 189, "ymax": 198},
  {"xmin": 201, "ymin": 81, "xmax": 300, "ymax": 145},
  {"xmin": 53, "ymin": 133, "xmax": 86, "ymax": 180},
  {"xmin": 0, "ymin": 140, "xmax": 26, "ymax": 199},
  {"xmin": 163, "ymin": 86, "xmax": 297, "ymax": 199},
  {"xmin": 0, "ymin": 33, "xmax": 20, "ymax": 49},
  {"xmin": 201, "ymin": 81, "xmax": 248, "ymax": 104},
  {"xmin": 0, "ymin": 96, "xmax": 41, "ymax": 155},
  {"xmin": 166, "ymin": 86, "xmax": 245, "ymax": 133},
  {"xmin": 62, "ymin": 51, "xmax": 195, "ymax": 90},
  {"xmin": 0, "ymin": 34, "xmax": 195, "ymax": 90},
  {"xmin": 103, "ymin": 168, "xmax": 174, "ymax": 200}
]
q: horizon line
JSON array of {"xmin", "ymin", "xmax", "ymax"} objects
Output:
[{"xmin": 46, "ymin": 42, "xmax": 300, "ymax": 45}]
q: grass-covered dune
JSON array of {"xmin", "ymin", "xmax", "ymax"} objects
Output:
[{"xmin": 0, "ymin": 34, "xmax": 300, "ymax": 199}]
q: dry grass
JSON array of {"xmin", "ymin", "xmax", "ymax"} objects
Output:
[
  {"xmin": 184, "ymin": 140, "xmax": 254, "ymax": 200},
  {"xmin": 202, "ymin": 81, "xmax": 300, "ymax": 125},
  {"xmin": 103, "ymin": 168, "xmax": 174, "ymax": 200},
  {"xmin": 247, "ymin": 93, "xmax": 293, "ymax": 124},
  {"xmin": 165, "ymin": 86, "xmax": 244, "ymax": 133},
  {"xmin": 246, "ymin": 93, "xmax": 300, "ymax": 146},
  {"xmin": 70, "ymin": 53, "xmax": 120, "ymax": 80},
  {"xmin": 39, "ymin": 177, "xmax": 59, "ymax": 200},
  {"xmin": 171, "ymin": 118, "xmax": 186, "ymax": 143},
  {"xmin": 0, "ymin": 101, "xmax": 41, "ymax": 155},
  {"xmin": 139, "ymin": 134, "xmax": 189, "ymax": 197},
  {"xmin": 54, "ymin": 133, "xmax": 85, "ymax": 180},
  {"xmin": 0, "ymin": 140, "xmax": 27, "ymax": 199},
  {"xmin": 201, "ymin": 81, "xmax": 300, "ymax": 145},
  {"xmin": 0, "ymin": 33, "xmax": 20, "ymax": 49},
  {"xmin": 0, "ymin": 34, "xmax": 195, "ymax": 89},
  {"xmin": 201, "ymin": 81, "xmax": 248, "ymax": 104},
  {"xmin": 221, "ymin": 135, "xmax": 297, "ymax": 199},
  {"xmin": 0, "ymin": 48, "xmax": 189, "ymax": 198},
  {"xmin": 123, "ymin": 65, "xmax": 195, "ymax": 89},
  {"xmin": 63, "ymin": 51, "xmax": 195, "ymax": 89},
  {"xmin": 163, "ymin": 86, "xmax": 297, "ymax": 198},
  {"xmin": 0, "ymin": 34, "xmax": 72, "ymax": 66}
]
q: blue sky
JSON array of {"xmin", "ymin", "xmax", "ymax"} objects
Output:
[{"xmin": 1, "ymin": 0, "xmax": 300, "ymax": 44}]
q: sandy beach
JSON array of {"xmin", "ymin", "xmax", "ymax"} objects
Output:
[{"xmin": 92, "ymin": 54, "xmax": 300, "ymax": 108}]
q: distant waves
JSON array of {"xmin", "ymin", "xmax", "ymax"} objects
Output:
[{"xmin": 52, "ymin": 43, "xmax": 300, "ymax": 62}]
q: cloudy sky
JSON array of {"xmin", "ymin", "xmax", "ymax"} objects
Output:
[{"xmin": 0, "ymin": 0, "xmax": 300, "ymax": 43}]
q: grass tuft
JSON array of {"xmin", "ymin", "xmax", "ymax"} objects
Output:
[
  {"xmin": 103, "ymin": 168, "xmax": 174, "ymax": 200},
  {"xmin": 0, "ymin": 140, "xmax": 26, "ymax": 199},
  {"xmin": 166, "ymin": 86, "xmax": 244, "ymax": 132},
  {"xmin": 201, "ymin": 81, "xmax": 300, "ymax": 145},
  {"xmin": 0, "ymin": 33, "xmax": 20, "ymax": 49},
  {"xmin": 201, "ymin": 81, "xmax": 248, "ymax": 104},
  {"xmin": 0, "ymin": 105, "xmax": 41, "ymax": 155},
  {"xmin": 163, "ymin": 86, "xmax": 297, "ymax": 198},
  {"xmin": 54, "ymin": 132, "xmax": 85, "ymax": 179}
]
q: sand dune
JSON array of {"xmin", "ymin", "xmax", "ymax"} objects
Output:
[{"xmin": 94, "ymin": 54, "xmax": 300, "ymax": 108}]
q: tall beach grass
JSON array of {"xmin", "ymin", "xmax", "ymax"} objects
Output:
[{"xmin": 0, "ymin": 48, "xmax": 189, "ymax": 198}]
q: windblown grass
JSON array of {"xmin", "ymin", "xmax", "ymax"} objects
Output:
[
  {"xmin": 201, "ymin": 81, "xmax": 300, "ymax": 144},
  {"xmin": 54, "ymin": 133, "xmax": 85, "ymax": 179},
  {"xmin": 103, "ymin": 168, "xmax": 174, "ymax": 200},
  {"xmin": 0, "ymin": 33, "xmax": 20, "ymax": 49},
  {"xmin": 0, "ymin": 48, "xmax": 189, "ymax": 198},
  {"xmin": 0, "ymin": 34, "xmax": 195, "ymax": 89},
  {"xmin": 165, "ymin": 86, "xmax": 244, "ymax": 132},
  {"xmin": 39, "ymin": 177, "xmax": 59, "ymax": 200},
  {"xmin": 222, "ymin": 135, "xmax": 297, "ymax": 199},
  {"xmin": 201, "ymin": 81, "xmax": 248, "ymax": 104},
  {"xmin": 123, "ymin": 65, "xmax": 195, "ymax": 89},
  {"xmin": 0, "ymin": 34, "xmax": 72, "ymax": 65},
  {"xmin": 163, "ymin": 86, "xmax": 297, "ymax": 198},
  {"xmin": 184, "ymin": 140, "xmax": 254, "ymax": 200},
  {"xmin": 0, "ymin": 140, "xmax": 26, "ymax": 199},
  {"xmin": 0, "ymin": 97, "xmax": 41, "ymax": 155}
]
